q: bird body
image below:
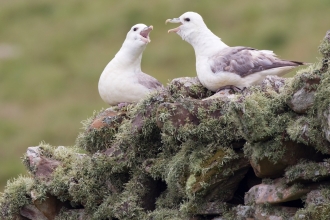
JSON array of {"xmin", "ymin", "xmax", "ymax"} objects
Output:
[
  {"xmin": 98, "ymin": 24, "xmax": 162, "ymax": 105},
  {"xmin": 166, "ymin": 12, "xmax": 305, "ymax": 91}
]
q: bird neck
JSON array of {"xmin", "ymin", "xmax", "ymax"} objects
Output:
[
  {"xmin": 185, "ymin": 27, "xmax": 229, "ymax": 57},
  {"xmin": 112, "ymin": 45, "xmax": 144, "ymax": 72}
]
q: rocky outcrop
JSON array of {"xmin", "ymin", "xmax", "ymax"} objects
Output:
[{"xmin": 1, "ymin": 31, "xmax": 330, "ymax": 220}]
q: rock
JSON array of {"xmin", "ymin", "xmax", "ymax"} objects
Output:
[
  {"xmin": 156, "ymin": 98, "xmax": 234, "ymax": 142},
  {"xmin": 103, "ymin": 144, "xmax": 128, "ymax": 164},
  {"xmin": 294, "ymin": 188, "xmax": 330, "ymax": 219},
  {"xmin": 186, "ymin": 151, "xmax": 250, "ymax": 202},
  {"xmin": 323, "ymin": 108, "xmax": 330, "ymax": 143},
  {"xmin": 287, "ymin": 75, "xmax": 320, "ymax": 114},
  {"xmin": 31, "ymin": 193, "xmax": 63, "ymax": 220},
  {"xmin": 167, "ymin": 77, "xmax": 212, "ymax": 99},
  {"xmin": 13, "ymin": 215, "xmax": 29, "ymax": 220},
  {"xmin": 285, "ymin": 159, "xmax": 330, "ymax": 185},
  {"xmin": 77, "ymin": 108, "xmax": 127, "ymax": 153},
  {"xmin": 55, "ymin": 209, "xmax": 86, "ymax": 220},
  {"xmin": 88, "ymin": 108, "xmax": 127, "ymax": 130},
  {"xmin": 195, "ymin": 201, "xmax": 228, "ymax": 215},
  {"xmin": 250, "ymin": 141, "xmax": 323, "ymax": 178},
  {"xmin": 305, "ymin": 190, "xmax": 328, "ymax": 206},
  {"xmin": 260, "ymin": 76, "xmax": 286, "ymax": 93},
  {"xmin": 20, "ymin": 205, "xmax": 48, "ymax": 220},
  {"xmin": 325, "ymin": 30, "xmax": 330, "ymax": 42},
  {"xmin": 234, "ymin": 205, "xmax": 254, "ymax": 219},
  {"xmin": 245, "ymin": 178, "xmax": 319, "ymax": 205},
  {"xmin": 2, "ymin": 29, "xmax": 330, "ymax": 220},
  {"xmin": 254, "ymin": 205, "xmax": 298, "ymax": 220},
  {"xmin": 319, "ymin": 30, "xmax": 330, "ymax": 58},
  {"xmin": 287, "ymin": 74, "xmax": 320, "ymax": 114},
  {"xmin": 156, "ymin": 102, "xmax": 199, "ymax": 131},
  {"xmin": 288, "ymin": 88, "xmax": 316, "ymax": 114},
  {"xmin": 286, "ymin": 116, "xmax": 330, "ymax": 154},
  {"xmin": 26, "ymin": 147, "xmax": 61, "ymax": 181},
  {"xmin": 202, "ymin": 88, "xmax": 237, "ymax": 102},
  {"xmin": 130, "ymin": 91, "xmax": 169, "ymax": 134}
]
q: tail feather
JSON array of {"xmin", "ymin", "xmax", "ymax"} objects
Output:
[{"xmin": 290, "ymin": 60, "xmax": 310, "ymax": 66}]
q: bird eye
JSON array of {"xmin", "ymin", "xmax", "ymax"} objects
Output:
[
  {"xmin": 133, "ymin": 27, "xmax": 138, "ymax": 31},
  {"xmin": 184, "ymin": 18, "xmax": 190, "ymax": 22}
]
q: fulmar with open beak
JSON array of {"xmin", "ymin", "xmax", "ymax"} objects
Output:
[
  {"xmin": 98, "ymin": 24, "xmax": 163, "ymax": 106},
  {"xmin": 166, "ymin": 12, "xmax": 307, "ymax": 92}
]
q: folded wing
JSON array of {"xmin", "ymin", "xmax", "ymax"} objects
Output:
[
  {"xmin": 137, "ymin": 72, "xmax": 163, "ymax": 90},
  {"xmin": 209, "ymin": 46, "xmax": 304, "ymax": 78}
]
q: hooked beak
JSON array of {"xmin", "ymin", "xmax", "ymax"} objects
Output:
[
  {"xmin": 140, "ymin": 25, "xmax": 153, "ymax": 43},
  {"xmin": 165, "ymin": 18, "xmax": 182, "ymax": 33}
]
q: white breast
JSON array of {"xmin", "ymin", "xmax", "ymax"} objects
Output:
[
  {"xmin": 196, "ymin": 56, "xmax": 243, "ymax": 91},
  {"xmin": 98, "ymin": 65, "xmax": 151, "ymax": 105}
]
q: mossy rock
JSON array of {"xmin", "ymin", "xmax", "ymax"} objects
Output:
[
  {"xmin": 1, "ymin": 30, "xmax": 330, "ymax": 220},
  {"xmin": 186, "ymin": 150, "xmax": 249, "ymax": 202}
]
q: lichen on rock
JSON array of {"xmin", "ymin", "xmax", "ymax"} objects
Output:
[{"xmin": 1, "ymin": 31, "xmax": 330, "ymax": 220}]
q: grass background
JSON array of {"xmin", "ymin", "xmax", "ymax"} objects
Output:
[{"xmin": 0, "ymin": 0, "xmax": 329, "ymax": 191}]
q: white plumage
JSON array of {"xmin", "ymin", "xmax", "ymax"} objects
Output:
[
  {"xmin": 166, "ymin": 12, "xmax": 305, "ymax": 91},
  {"xmin": 98, "ymin": 24, "xmax": 162, "ymax": 105}
]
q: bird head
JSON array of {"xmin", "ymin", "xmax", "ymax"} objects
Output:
[
  {"xmin": 125, "ymin": 24, "xmax": 153, "ymax": 47},
  {"xmin": 166, "ymin": 12, "xmax": 206, "ymax": 41}
]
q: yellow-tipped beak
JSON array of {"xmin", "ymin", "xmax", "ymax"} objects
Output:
[
  {"xmin": 165, "ymin": 18, "xmax": 182, "ymax": 33},
  {"xmin": 165, "ymin": 18, "xmax": 181, "ymax": 24},
  {"xmin": 168, "ymin": 27, "xmax": 180, "ymax": 33}
]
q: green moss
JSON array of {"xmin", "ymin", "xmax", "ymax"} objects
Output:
[
  {"xmin": 0, "ymin": 176, "xmax": 34, "ymax": 219},
  {"xmin": 295, "ymin": 204, "xmax": 330, "ymax": 220},
  {"xmin": 38, "ymin": 142, "xmax": 81, "ymax": 163},
  {"xmin": 283, "ymin": 62, "xmax": 322, "ymax": 100},
  {"xmin": 313, "ymin": 65, "xmax": 330, "ymax": 131},
  {"xmin": 257, "ymin": 203, "xmax": 296, "ymax": 220},
  {"xmin": 76, "ymin": 108, "xmax": 127, "ymax": 153},
  {"xmin": 113, "ymin": 91, "xmax": 167, "ymax": 168},
  {"xmin": 56, "ymin": 154, "xmax": 129, "ymax": 212},
  {"xmin": 2, "ymin": 34, "xmax": 330, "ymax": 219},
  {"xmin": 287, "ymin": 117, "xmax": 313, "ymax": 146},
  {"xmin": 294, "ymin": 187, "xmax": 330, "ymax": 220},
  {"xmin": 185, "ymin": 175, "xmax": 197, "ymax": 193},
  {"xmin": 186, "ymin": 147, "xmax": 239, "ymax": 197},
  {"xmin": 93, "ymin": 171, "xmax": 153, "ymax": 220},
  {"xmin": 319, "ymin": 36, "xmax": 330, "ymax": 58},
  {"xmin": 55, "ymin": 208, "xmax": 87, "ymax": 220},
  {"xmin": 230, "ymin": 87, "xmax": 291, "ymax": 143},
  {"xmin": 148, "ymin": 208, "xmax": 183, "ymax": 220},
  {"xmin": 167, "ymin": 77, "xmax": 213, "ymax": 100},
  {"xmin": 244, "ymin": 135, "xmax": 285, "ymax": 164},
  {"xmin": 151, "ymin": 142, "xmax": 190, "ymax": 209},
  {"xmin": 285, "ymin": 159, "xmax": 330, "ymax": 183},
  {"xmin": 160, "ymin": 98, "xmax": 241, "ymax": 147},
  {"xmin": 221, "ymin": 204, "xmax": 253, "ymax": 220}
]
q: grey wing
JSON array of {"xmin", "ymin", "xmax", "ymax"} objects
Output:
[
  {"xmin": 209, "ymin": 46, "xmax": 304, "ymax": 77},
  {"xmin": 137, "ymin": 72, "xmax": 163, "ymax": 90}
]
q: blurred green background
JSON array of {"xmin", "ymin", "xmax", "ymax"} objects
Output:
[{"xmin": 0, "ymin": 0, "xmax": 329, "ymax": 191}]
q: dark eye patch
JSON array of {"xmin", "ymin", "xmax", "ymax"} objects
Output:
[
  {"xmin": 133, "ymin": 27, "xmax": 138, "ymax": 31},
  {"xmin": 184, "ymin": 18, "xmax": 190, "ymax": 22}
]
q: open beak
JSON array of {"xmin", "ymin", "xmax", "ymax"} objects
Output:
[
  {"xmin": 140, "ymin": 25, "xmax": 153, "ymax": 43},
  {"xmin": 165, "ymin": 18, "xmax": 182, "ymax": 33}
]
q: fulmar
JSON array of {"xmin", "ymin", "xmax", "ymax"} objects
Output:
[
  {"xmin": 98, "ymin": 24, "xmax": 163, "ymax": 105},
  {"xmin": 166, "ymin": 12, "xmax": 306, "ymax": 91}
]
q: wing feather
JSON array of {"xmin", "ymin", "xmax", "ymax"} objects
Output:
[
  {"xmin": 209, "ymin": 46, "xmax": 304, "ymax": 77},
  {"xmin": 136, "ymin": 72, "xmax": 163, "ymax": 90}
]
